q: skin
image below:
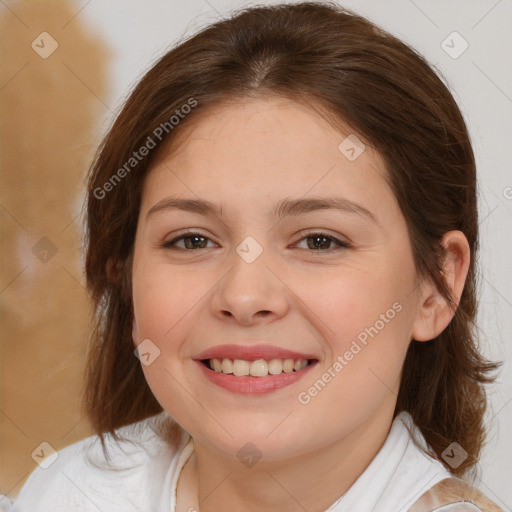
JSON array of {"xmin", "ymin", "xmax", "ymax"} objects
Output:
[{"xmin": 131, "ymin": 97, "xmax": 470, "ymax": 512}]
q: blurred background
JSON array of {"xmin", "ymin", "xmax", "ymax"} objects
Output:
[{"xmin": 1, "ymin": 0, "xmax": 511, "ymax": 508}]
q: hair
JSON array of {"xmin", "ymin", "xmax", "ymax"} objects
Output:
[{"xmin": 83, "ymin": 1, "xmax": 499, "ymax": 476}]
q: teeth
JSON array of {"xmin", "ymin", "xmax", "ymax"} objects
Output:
[
  {"xmin": 233, "ymin": 359, "xmax": 250, "ymax": 376},
  {"xmin": 268, "ymin": 359, "xmax": 284, "ymax": 374},
  {"xmin": 212, "ymin": 358, "xmax": 222, "ymax": 372},
  {"xmin": 282, "ymin": 359, "xmax": 295, "ymax": 373},
  {"xmin": 249, "ymin": 359, "xmax": 267, "ymax": 377},
  {"xmin": 209, "ymin": 358, "xmax": 309, "ymax": 377},
  {"xmin": 221, "ymin": 358, "xmax": 233, "ymax": 374}
]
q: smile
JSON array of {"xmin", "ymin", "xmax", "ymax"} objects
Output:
[
  {"xmin": 194, "ymin": 344, "xmax": 319, "ymax": 394},
  {"xmin": 204, "ymin": 357, "xmax": 311, "ymax": 377}
]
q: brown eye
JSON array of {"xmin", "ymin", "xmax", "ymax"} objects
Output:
[
  {"xmin": 163, "ymin": 232, "xmax": 215, "ymax": 250},
  {"xmin": 307, "ymin": 235, "xmax": 333, "ymax": 250},
  {"xmin": 295, "ymin": 232, "xmax": 350, "ymax": 252}
]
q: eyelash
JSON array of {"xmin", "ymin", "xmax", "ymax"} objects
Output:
[{"xmin": 162, "ymin": 230, "xmax": 351, "ymax": 252}]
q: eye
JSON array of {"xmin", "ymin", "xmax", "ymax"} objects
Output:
[
  {"xmin": 162, "ymin": 231, "xmax": 217, "ymax": 250},
  {"xmin": 162, "ymin": 230, "xmax": 351, "ymax": 252},
  {"xmin": 294, "ymin": 231, "xmax": 351, "ymax": 251}
]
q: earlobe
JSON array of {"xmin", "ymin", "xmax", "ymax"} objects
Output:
[{"xmin": 410, "ymin": 230, "xmax": 470, "ymax": 342}]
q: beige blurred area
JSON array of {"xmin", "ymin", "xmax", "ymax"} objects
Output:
[{"xmin": 0, "ymin": 1, "xmax": 110, "ymax": 502}]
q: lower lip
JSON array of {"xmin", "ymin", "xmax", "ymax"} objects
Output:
[{"xmin": 195, "ymin": 360, "xmax": 317, "ymax": 395}]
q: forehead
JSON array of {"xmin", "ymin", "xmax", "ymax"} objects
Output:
[
  {"xmin": 140, "ymin": 97, "xmax": 397, "ymax": 224},
  {"xmin": 154, "ymin": 97, "xmax": 379, "ymax": 169}
]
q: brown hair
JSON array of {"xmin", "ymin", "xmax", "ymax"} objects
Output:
[{"xmin": 83, "ymin": 1, "xmax": 499, "ymax": 475}]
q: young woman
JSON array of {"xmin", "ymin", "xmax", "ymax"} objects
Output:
[{"xmin": 13, "ymin": 2, "xmax": 503, "ymax": 511}]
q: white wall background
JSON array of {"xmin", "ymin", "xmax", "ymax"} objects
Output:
[{"xmin": 78, "ymin": 0, "xmax": 512, "ymax": 508}]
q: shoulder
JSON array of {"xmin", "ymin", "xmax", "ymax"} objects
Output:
[
  {"xmin": 12, "ymin": 413, "xmax": 190, "ymax": 512},
  {"xmin": 368, "ymin": 412, "xmax": 502, "ymax": 512},
  {"xmin": 391, "ymin": 414, "xmax": 504, "ymax": 512},
  {"xmin": 408, "ymin": 477, "xmax": 505, "ymax": 512}
]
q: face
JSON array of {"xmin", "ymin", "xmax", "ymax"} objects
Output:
[{"xmin": 131, "ymin": 97, "xmax": 423, "ymax": 461}]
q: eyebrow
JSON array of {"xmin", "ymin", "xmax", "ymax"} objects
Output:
[{"xmin": 146, "ymin": 196, "xmax": 378, "ymax": 224}]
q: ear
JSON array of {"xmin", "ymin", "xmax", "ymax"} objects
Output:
[{"xmin": 411, "ymin": 230, "xmax": 470, "ymax": 342}]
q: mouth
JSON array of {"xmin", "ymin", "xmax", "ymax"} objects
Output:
[
  {"xmin": 200, "ymin": 357, "xmax": 316, "ymax": 377},
  {"xmin": 193, "ymin": 344, "xmax": 319, "ymax": 394}
]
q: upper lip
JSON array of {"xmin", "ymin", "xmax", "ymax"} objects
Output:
[{"xmin": 195, "ymin": 344, "xmax": 318, "ymax": 362}]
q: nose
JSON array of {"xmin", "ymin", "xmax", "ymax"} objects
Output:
[{"xmin": 210, "ymin": 250, "xmax": 289, "ymax": 327}]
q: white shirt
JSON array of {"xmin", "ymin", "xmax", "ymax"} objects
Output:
[{"xmin": 11, "ymin": 411, "xmax": 454, "ymax": 512}]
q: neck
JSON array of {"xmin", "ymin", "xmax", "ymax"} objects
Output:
[{"xmin": 177, "ymin": 403, "xmax": 395, "ymax": 512}]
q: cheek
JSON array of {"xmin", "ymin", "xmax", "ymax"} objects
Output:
[
  {"xmin": 132, "ymin": 263, "xmax": 206, "ymax": 343},
  {"xmin": 305, "ymin": 267, "xmax": 411, "ymax": 392},
  {"xmin": 131, "ymin": 263, "xmax": 201, "ymax": 422},
  {"xmin": 305, "ymin": 268, "xmax": 405, "ymax": 343}
]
